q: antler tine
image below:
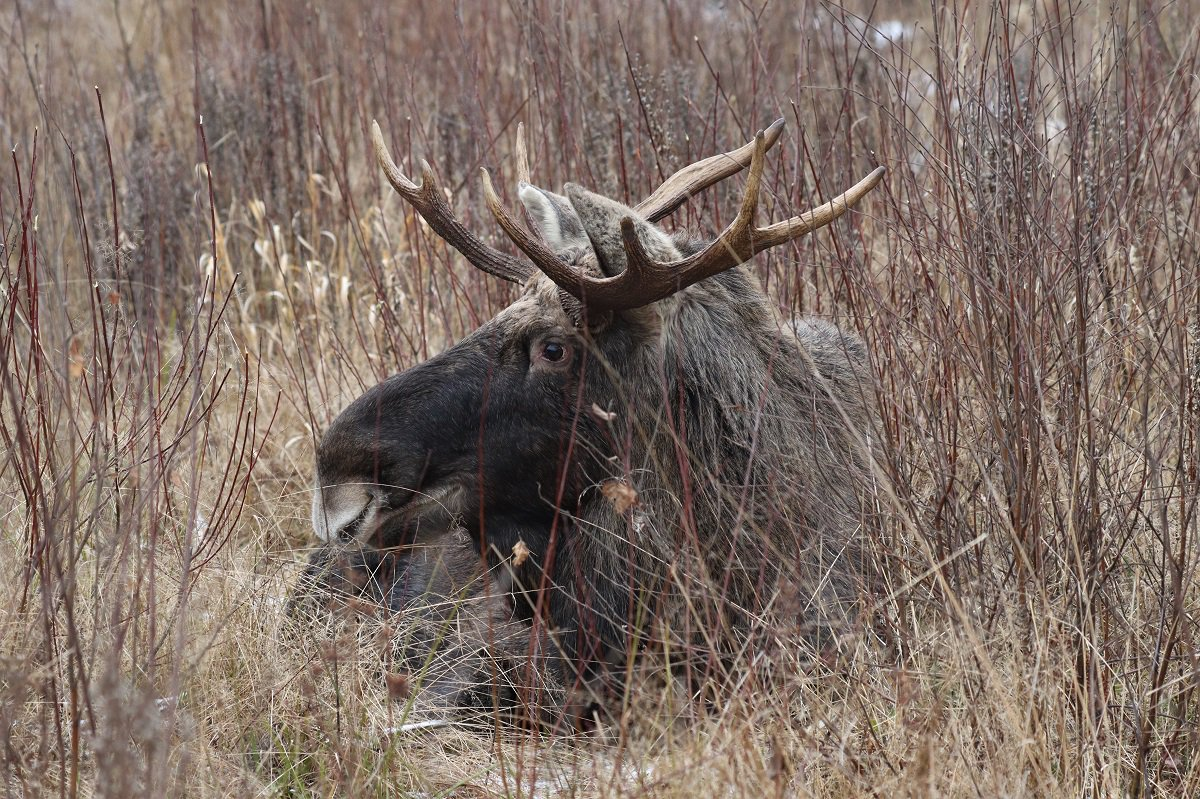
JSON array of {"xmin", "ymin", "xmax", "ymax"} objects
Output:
[
  {"xmin": 754, "ymin": 165, "xmax": 887, "ymax": 247},
  {"xmin": 636, "ymin": 118, "xmax": 785, "ymax": 223},
  {"xmin": 515, "ymin": 122, "xmax": 531, "ymax": 186},
  {"xmin": 733, "ymin": 126, "xmax": 768, "ymax": 229},
  {"xmin": 479, "ymin": 168, "xmax": 594, "ymax": 293},
  {"xmin": 371, "ymin": 120, "xmax": 531, "ymax": 283}
]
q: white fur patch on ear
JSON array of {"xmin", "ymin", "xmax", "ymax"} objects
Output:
[
  {"xmin": 519, "ymin": 183, "xmax": 588, "ymax": 250},
  {"xmin": 518, "ymin": 184, "xmax": 557, "ymax": 240}
]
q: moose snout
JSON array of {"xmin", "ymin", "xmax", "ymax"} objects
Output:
[{"xmin": 311, "ymin": 482, "xmax": 378, "ymax": 542}]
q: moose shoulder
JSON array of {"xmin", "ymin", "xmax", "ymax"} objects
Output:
[{"xmin": 304, "ymin": 120, "xmax": 885, "ymax": 711}]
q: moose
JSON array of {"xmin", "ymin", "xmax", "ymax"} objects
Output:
[{"xmin": 297, "ymin": 119, "xmax": 885, "ymax": 720}]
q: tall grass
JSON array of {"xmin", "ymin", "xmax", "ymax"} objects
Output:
[{"xmin": 1, "ymin": 0, "xmax": 1197, "ymax": 795}]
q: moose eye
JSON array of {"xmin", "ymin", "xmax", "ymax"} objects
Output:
[{"xmin": 531, "ymin": 338, "xmax": 572, "ymax": 369}]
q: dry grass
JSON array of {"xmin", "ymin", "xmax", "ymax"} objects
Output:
[{"xmin": 1, "ymin": 0, "xmax": 1198, "ymax": 795}]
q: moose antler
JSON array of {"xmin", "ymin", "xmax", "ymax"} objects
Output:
[
  {"xmin": 482, "ymin": 124, "xmax": 886, "ymax": 312},
  {"xmin": 371, "ymin": 121, "xmax": 531, "ymax": 284},
  {"xmin": 474, "ymin": 121, "xmax": 790, "ymax": 302}
]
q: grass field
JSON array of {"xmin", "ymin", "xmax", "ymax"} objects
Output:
[{"xmin": 2, "ymin": 0, "xmax": 1198, "ymax": 795}]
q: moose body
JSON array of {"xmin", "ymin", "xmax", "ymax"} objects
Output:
[{"xmin": 302, "ymin": 121, "xmax": 884, "ymax": 715}]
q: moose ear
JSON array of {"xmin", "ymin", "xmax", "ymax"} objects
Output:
[
  {"xmin": 518, "ymin": 183, "xmax": 590, "ymax": 252},
  {"xmin": 563, "ymin": 184, "xmax": 681, "ymax": 278}
]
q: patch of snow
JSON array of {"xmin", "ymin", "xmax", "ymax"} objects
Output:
[
  {"xmin": 871, "ymin": 19, "xmax": 914, "ymax": 47},
  {"xmin": 381, "ymin": 718, "xmax": 451, "ymax": 735}
]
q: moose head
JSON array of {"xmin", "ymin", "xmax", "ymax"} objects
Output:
[{"xmin": 311, "ymin": 120, "xmax": 884, "ymax": 683}]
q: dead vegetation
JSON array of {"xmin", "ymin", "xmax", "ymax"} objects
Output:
[{"xmin": 1, "ymin": 0, "xmax": 1197, "ymax": 796}]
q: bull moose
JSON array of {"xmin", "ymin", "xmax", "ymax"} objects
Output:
[{"xmin": 296, "ymin": 119, "xmax": 885, "ymax": 720}]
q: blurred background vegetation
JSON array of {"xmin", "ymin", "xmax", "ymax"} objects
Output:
[{"xmin": 1, "ymin": 0, "xmax": 1197, "ymax": 795}]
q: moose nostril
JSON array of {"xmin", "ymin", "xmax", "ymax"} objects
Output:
[{"xmin": 311, "ymin": 483, "xmax": 376, "ymax": 542}]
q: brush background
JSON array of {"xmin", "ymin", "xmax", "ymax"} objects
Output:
[{"xmin": 1, "ymin": 0, "xmax": 1197, "ymax": 796}]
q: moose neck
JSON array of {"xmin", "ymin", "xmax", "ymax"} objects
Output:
[
  {"xmin": 556, "ymin": 267, "xmax": 875, "ymax": 655},
  {"xmin": 618, "ymin": 268, "xmax": 807, "ymax": 528}
]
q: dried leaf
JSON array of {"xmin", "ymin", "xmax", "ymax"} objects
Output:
[
  {"xmin": 373, "ymin": 623, "xmax": 396, "ymax": 652},
  {"xmin": 511, "ymin": 539, "xmax": 531, "ymax": 567},
  {"xmin": 601, "ymin": 480, "xmax": 638, "ymax": 515},
  {"xmin": 68, "ymin": 337, "xmax": 85, "ymax": 379},
  {"xmin": 384, "ymin": 671, "xmax": 411, "ymax": 702},
  {"xmin": 590, "ymin": 403, "xmax": 617, "ymax": 422}
]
